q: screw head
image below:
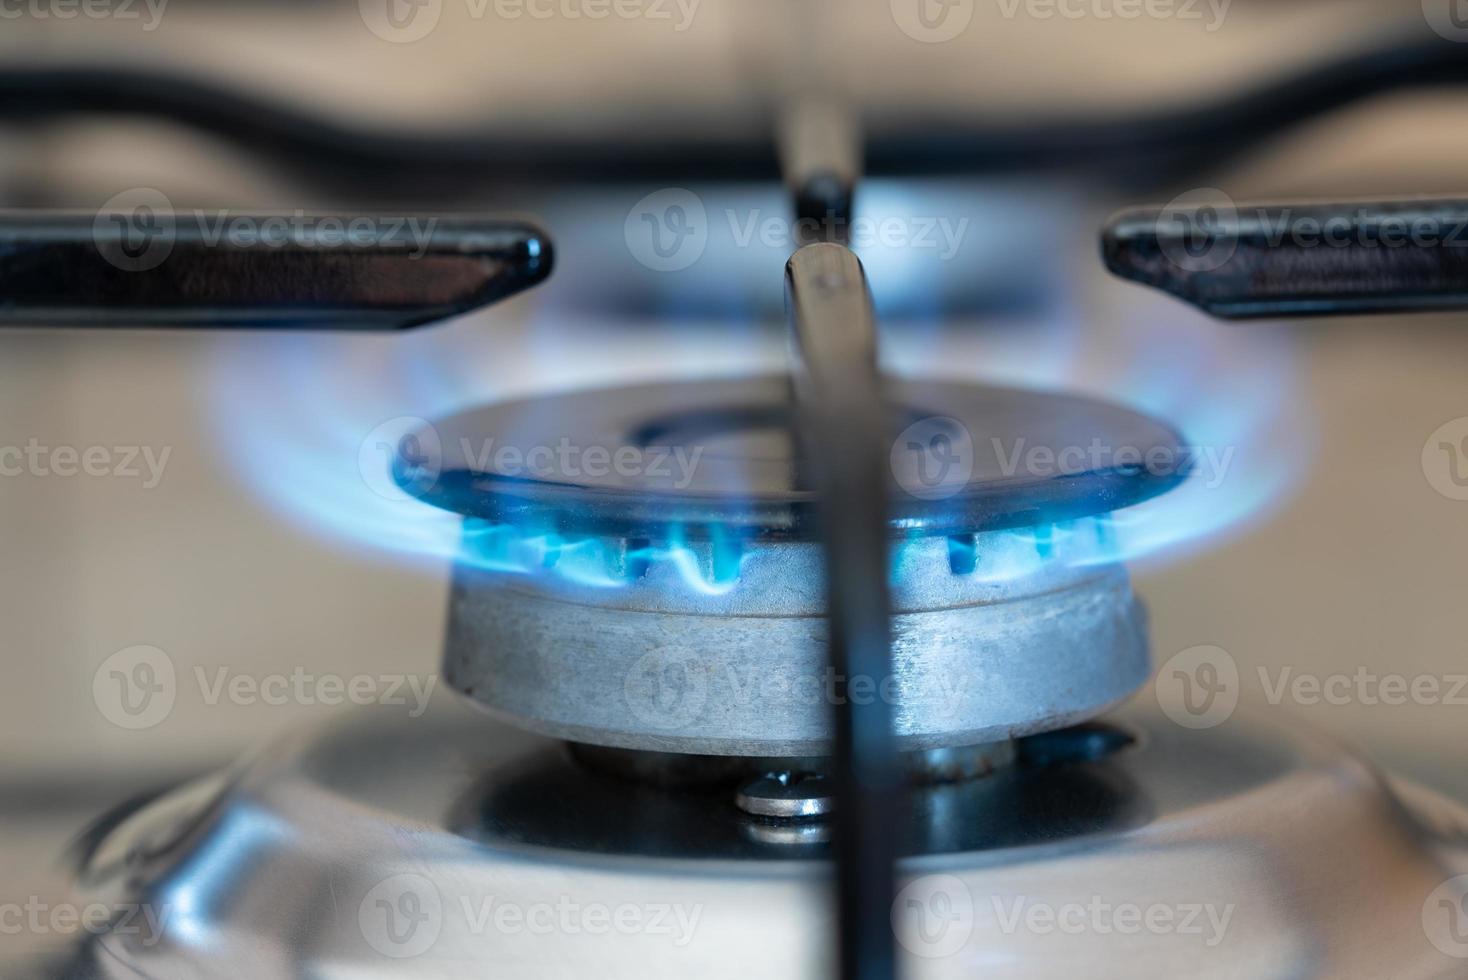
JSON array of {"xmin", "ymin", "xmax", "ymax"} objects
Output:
[{"xmin": 735, "ymin": 772, "xmax": 834, "ymax": 819}]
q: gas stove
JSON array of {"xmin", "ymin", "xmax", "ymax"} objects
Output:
[{"xmin": 8, "ymin": 13, "xmax": 1468, "ymax": 980}]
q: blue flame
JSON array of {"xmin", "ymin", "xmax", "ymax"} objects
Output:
[
  {"xmin": 204, "ymin": 185, "xmax": 1310, "ymax": 594},
  {"xmin": 455, "ymin": 519, "xmax": 749, "ymax": 595},
  {"xmin": 889, "ymin": 311, "xmax": 1307, "ymax": 576}
]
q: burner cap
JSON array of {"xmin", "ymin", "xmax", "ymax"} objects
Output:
[{"xmin": 404, "ymin": 376, "xmax": 1188, "ymax": 539}]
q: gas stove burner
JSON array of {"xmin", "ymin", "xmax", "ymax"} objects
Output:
[
  {"xmin": 405, "ymin": 377, "xmax": 1186, "ymax": 757},
  {"xmin": 409, "ymin": 376, "xmax": 1189, "ymax": 539},
  {"xmin": 16, "ymin": 33, "xmax": 1468, "ymax": 974}
]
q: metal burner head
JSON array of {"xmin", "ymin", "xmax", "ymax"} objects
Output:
[
  {"xmin": 410, "ymin": 376, "xmax": 1189, "ymax": 540},
  {"xmin": 403, "ymin": 376, "xmax": 1189, "ymax": 756}
]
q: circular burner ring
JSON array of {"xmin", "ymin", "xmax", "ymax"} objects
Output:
[
  {"xmin": 403, "ymin": 376, "xmax": 1189, "ymax": 540},
  {"xmin": 417, "ymin": 376, "xmax": 1186, "ymax": 755}
]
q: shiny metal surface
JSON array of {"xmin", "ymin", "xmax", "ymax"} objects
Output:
[
  {"xmin": 735, "ymin": 772, "xmax": 834, "ymax": 819},
  {"xmin": 1104, "ymin": 199, "xmax": 1468, "ymax": 318},
  {"xmin": 0, "ymin": 213, "xmax": 553, "ymax": 330},
  {"xmin": 784, "ymin": 242, "xmax": 898, "ymax": 980},
  {"xmin": 26, "ymin": 699, "xmax": 1468, "ymax": 979},
  {"xmin": 444, "ymin": 554, "xmax": 1150, "ymax": 756}
]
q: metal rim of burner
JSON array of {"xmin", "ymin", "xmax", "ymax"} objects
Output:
[{"xmin": 406, "ymin": 374, "xmax": 1188, "ymax": 760}]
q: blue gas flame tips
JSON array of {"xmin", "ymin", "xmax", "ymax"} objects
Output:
[
  {"xmin": 455, "ymin": 519, "xmax": 755, "ymax": 596},
  {"xmin": 946, "ymin": 534, "xmax": 979, "ymax": 575}
]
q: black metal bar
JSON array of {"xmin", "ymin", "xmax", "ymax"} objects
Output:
[
  {"xmin": 8, "ymin": 35, "xmax": 1468, "ymax": 188},
  {"xmin": 786, "ymin": 243, "xmax": 900, "ymax": 980},
  {"xmin": 868, "ymin": 34, "xmax": 1468, "ymax": 182},
  {"xmin": 0, "ymin": 212, "xmax": 552, "ymax": 329},
  {"xmin": 780, "ymin": 96, "xmax": 861, "ymax": 241},
  {"xmin": 0, "ymin": 66, "xmax": 775, "ymax": 190},
  {"xmin": 1104, "ymin": 198, "xmax": 1468, "ymax": 318}
]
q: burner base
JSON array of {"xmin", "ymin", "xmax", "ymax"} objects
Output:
[
  {"xmin": 33, "ymin": 701, "xmax": 1468, "ymax": 979},
  {"xmin": 445, "ymin": 550, "xmax": 1151, "ymax": 756}
]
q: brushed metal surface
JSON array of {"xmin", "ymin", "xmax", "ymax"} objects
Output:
[{"xmin": 444, "ymin": 550, "xmax": 1150, "ymax": 755}]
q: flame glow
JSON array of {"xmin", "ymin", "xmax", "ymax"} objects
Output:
[{"xmin": 204, "ymin": 182, "xmax": 1310, "ymax": 592}]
